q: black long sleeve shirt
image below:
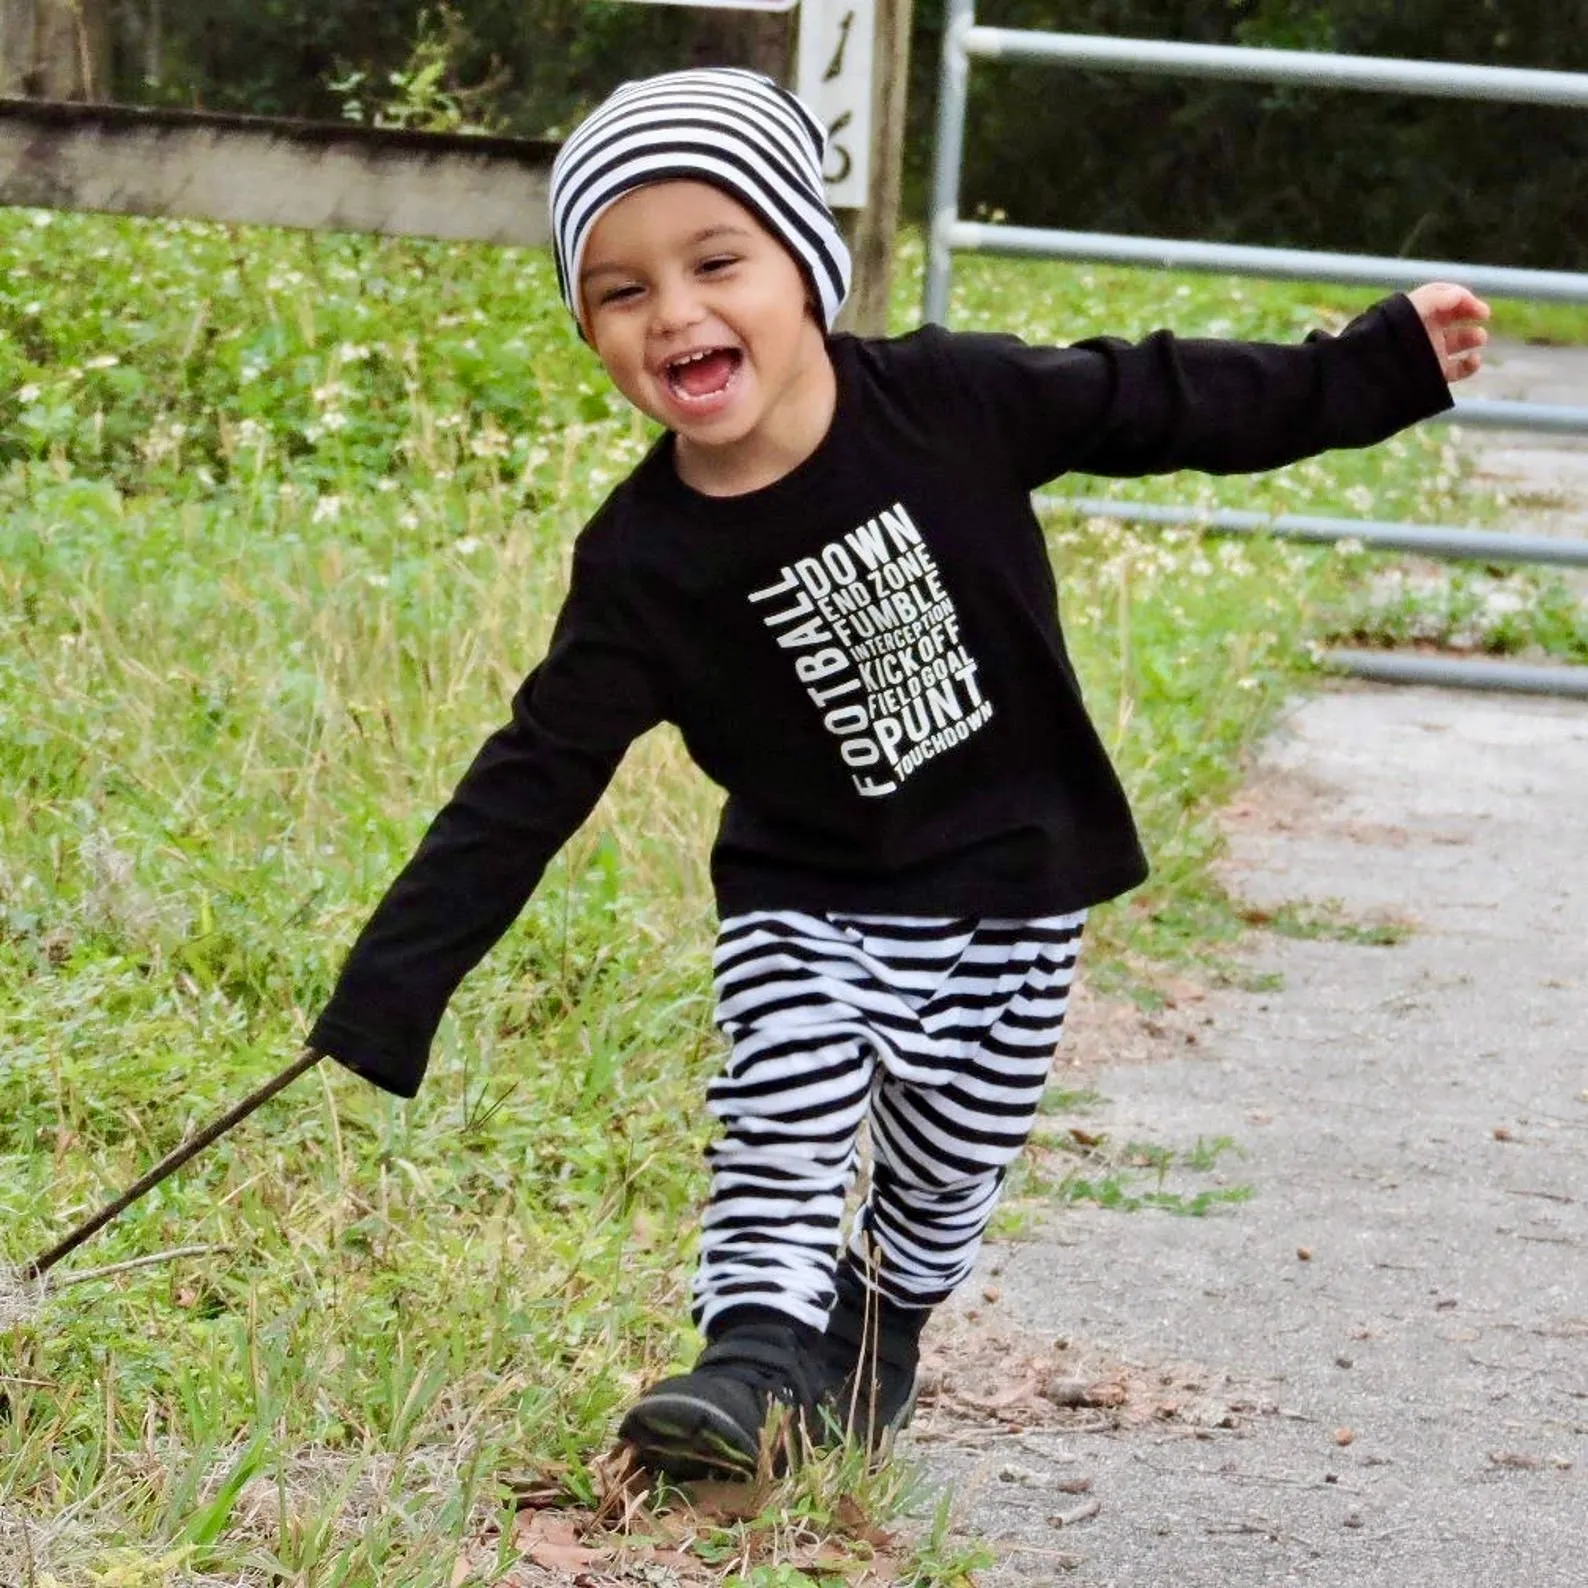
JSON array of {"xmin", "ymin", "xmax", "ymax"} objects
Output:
[{"xmin": 309, "ymin": 294, "xmax": 1452, "ymax": 1095}]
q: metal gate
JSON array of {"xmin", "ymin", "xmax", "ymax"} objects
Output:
[{"xmin": 925, "ymin": 1, "xmax": 1588, "ymax": 697}]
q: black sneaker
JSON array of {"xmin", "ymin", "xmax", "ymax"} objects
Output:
[
  {"xmin": 814, "ymin": 1258, "xmax": 927, "ymax": 1449},
  {"xmin": 618, "ymin": 1319, "xmax": 824, "ymax": 1481}
]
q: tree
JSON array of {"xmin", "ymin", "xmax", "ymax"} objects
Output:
[{"xmin": 0, "ymin": 0, "xmax": 112, "ymax": 99}]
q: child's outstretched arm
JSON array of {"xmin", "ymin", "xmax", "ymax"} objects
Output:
[
  {"xmin": 932, "ymin": 289, "xmax": 1478, "ymax": 490},
  {"xmin": 1406, "ymin": 282, "xmax": 1491, "ymax": 385}
]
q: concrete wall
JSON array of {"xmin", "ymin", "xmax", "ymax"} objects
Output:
[{"xmin": 0, "ymin": 98, "xmax": 554, "ymax": 246}]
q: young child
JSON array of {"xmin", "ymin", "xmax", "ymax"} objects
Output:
[{"xmin": 308, "ymin": 68, "xmax": 1489, "ymax": 1478}]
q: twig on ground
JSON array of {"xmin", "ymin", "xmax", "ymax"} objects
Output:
[
  {"xmin": 52, "ymin": 1245, "xmax": 231, "ymax": 1288},
  {"xmin": 1141, "ymin": 1459, "xmax": 1362, "ymax": 1494},
  {"xmin": 1049, "ymin": 1497, "xmax": 1101, "ymax": 1528},
  {"xmin": 1203, "ymin": 1515, "xmax": 1322, "ymax": 1554}
]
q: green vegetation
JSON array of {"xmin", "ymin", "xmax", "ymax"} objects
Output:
[
  {"xmin": 1324, "ymin": 555, "xmax": 1588, "ymax": 664},
  {"xmin": 1234, "ymin": 899, "xmax": 1414, "ymax": 946},
  {"xmin": 1000, "ymin": 1129, "xmax": 1253, "ymax": 1231},
  {"xmin": 0, "ymin": 212, "xmax": 1552, "ymax": 1584},
  {"xmin": 1036, "ymin": 1086, "xmax": 1106, "ymax": 1116}
]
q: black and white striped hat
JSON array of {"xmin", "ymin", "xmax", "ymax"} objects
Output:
[{"xmin": 550, "ymin": 67, "xmax": 851, "ymax": 332}]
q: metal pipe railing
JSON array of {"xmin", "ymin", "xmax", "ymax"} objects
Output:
[
  {"xmin": 963, "ymin": 28, "xmax": 1588, "ymax": 109},
  {"xmin": 944, "ymin": 222, "xmax": 1588, "ymax": 308},
  {"xmin": 1323, "ymin": 650, "xmax": 1588, "ymax": 698},
  {"xmin": 1435, "ymin": 400, "xmax": 1588, "ymax": 436},
  {"xmin": 925, "ymin": 0, "xmax": 976, "ymax": 334},
  {"xmin": 1037, "ymin": 497, "xmax": 1588, "ymax": 569}
]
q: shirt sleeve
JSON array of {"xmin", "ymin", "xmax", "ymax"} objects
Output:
[
  {"xmin": 307, "ymin": 545, "xmax": 666, "ymax": 1097},
  {"xmin": 933, "ymin": 292, "xmax": 1454, "ymax": 492}
]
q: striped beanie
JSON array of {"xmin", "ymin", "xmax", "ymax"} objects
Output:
[{"xmin": 550, "ymin": 67, "xmax": 851, "ymax": 332}]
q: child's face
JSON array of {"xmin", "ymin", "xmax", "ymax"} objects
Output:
[{"xmin": 580, "ymin": 180, "xmax": 831, "ymax": 485}]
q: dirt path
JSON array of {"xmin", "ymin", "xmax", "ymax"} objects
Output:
[{"xmin": 909, "ymin": 350, "xmax": 1588, "ymax": 1587}]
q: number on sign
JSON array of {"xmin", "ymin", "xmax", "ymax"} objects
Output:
[
  {"xmin": 824, "ymin": 10, "xmax": 855, "ymax": 81},
  {"xmin": 797, "ymin": 0, "xmax": 874, "ymax": 207},
  {"xmin": 824, "ymin": 110, "xmax": 854, "ymax": 186}
]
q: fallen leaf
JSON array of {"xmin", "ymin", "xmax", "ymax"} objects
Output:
[
  {"xmin": 631, "ymin": 1544, "xmax": 706, "ymax": 1572},
  {"xmin": 679, "ymin": 1477, "xmax": 767, "ymax": 1523},
  {"xmin": 511, "ymin": 1509, "xmax": 610, "ymax": 1572},
  {"xmin": 834, "ymin": 1492, "xmax": 896, "ymax": 1548}
]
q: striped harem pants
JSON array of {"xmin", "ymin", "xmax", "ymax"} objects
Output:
[{"xmin": 694, "ymin": 908, "xmax": 1085, "ymax": 1337}]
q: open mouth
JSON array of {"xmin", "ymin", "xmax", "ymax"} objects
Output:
[{"xmin": 663, "ymin": 346, "xmax": 743, "ymax": 405}]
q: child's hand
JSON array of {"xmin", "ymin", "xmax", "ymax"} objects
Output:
[{"xmin": 1407, "ymin": 282, "xmax": 1491, "ymax": 384}]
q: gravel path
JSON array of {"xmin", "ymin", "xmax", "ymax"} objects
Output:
[{"xmin": 908, "ymin": 348, "xmax": 1588, "ymax": 1587}]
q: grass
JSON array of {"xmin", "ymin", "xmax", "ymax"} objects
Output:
[
  {"xmin": 1234, "ymin": 898, "xmax": 1414, "ymax": 947},
  {"xmin": 1321, "ymin": 554, "xmax": 1588, "ymax": 664},
  {"xmin": 995, "ymin": 1127, "xmax": 1253, "ymax": 1235},
  {"xmin": 0, "ymin": 212, "xmax": 1573, "ymax": 1585}
]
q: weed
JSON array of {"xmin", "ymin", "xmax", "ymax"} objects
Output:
[
  {"xmin": 1037, "ymin": 1085, "xmax": 1105, "ymax": 1115},
  {"xmin": 1001, "ymin": 1130, "xmax": 1252, "ymax": 1229},
  {"xmin": 1237, "ymin": 898, "xmax": 1414, "ymax": 946},
  {"xmin": 1220, "ymin": 967, "xmax": 1287, "ymax": 994}
]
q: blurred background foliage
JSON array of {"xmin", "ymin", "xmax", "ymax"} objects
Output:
[{"xmin": 76, "ymin": 2, "xmax": 1588, "ymax": 270}]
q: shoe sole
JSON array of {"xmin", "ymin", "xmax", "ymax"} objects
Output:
[{"xmin": 618, "ymin": 1389, "xmax": 762, "ymax": 1481}]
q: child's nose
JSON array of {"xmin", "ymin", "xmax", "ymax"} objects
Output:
[{"xmin": 650, "ymin": 275, "xmax": 704, "ymax": 333}]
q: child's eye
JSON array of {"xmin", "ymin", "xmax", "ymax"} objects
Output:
[
  {"xmin": 699, "ymin": 255, "xmax": 739, "ymax": 275},
  {"xmin": 599, "ymin": 284, "xmax": 642, "ymax": 305}
]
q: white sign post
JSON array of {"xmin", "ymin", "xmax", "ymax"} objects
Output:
[{"xmin": 796, "ymin": 0, "xmax": 875, "ymax": 210}]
